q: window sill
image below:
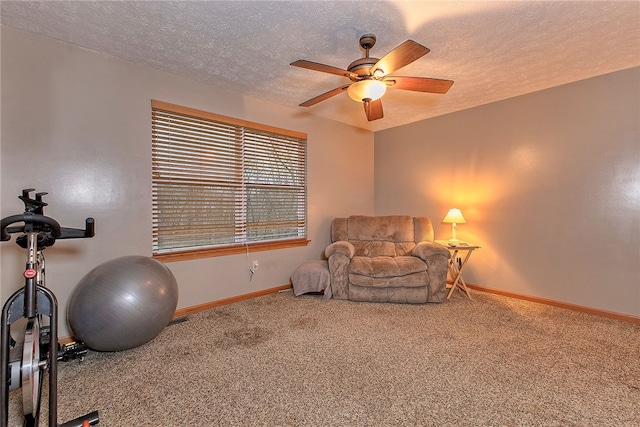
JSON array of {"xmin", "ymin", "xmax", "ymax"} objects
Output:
[{"xmin": 153, "ymin": 238, "xmax": 310, "ymax": 263}]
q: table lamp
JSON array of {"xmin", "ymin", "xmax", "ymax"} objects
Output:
[{"xmin": 442, "ymin": 208, "xmax": 466, "ymax": 246}]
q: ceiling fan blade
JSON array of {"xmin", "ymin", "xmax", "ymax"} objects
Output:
[
  {"xmin": 291, "ymin": 60, "xmax": 357, "ymax": 79},
  {"xmin": 384, "ymin": 76, "xmax": 454, "ymax": 94},
  {"xmin": 299, "ymin": 85, "xmax": 351, "ymax": 107},
  {"xmin": 363, "ymin": 99, "xmax": 384, "ymax": 121},
  {"xmin": 372, "ymin": 40, "xmax": 430, "ymax": 76}
]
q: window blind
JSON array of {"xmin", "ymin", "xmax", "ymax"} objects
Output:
[{"xmin": 151, "ymin": 101, "xmax": 307, "ymax": 256}]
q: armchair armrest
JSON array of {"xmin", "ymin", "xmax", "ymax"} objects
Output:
[
  {"xmin": 413, "ymin": 241, "xmax": 451, "ymax": 302},
  {"xmin": 324, "ymin": 241, "xmax": 354, "ymax": 300},
  {"xmin": 412, "ymin": 241, "xmax": 451, "ymax": 261},
  {"xmin": 325, "ymin": 240, "xmax": 355, "ymax": 259}
]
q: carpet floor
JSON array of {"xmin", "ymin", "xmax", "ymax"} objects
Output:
[{"xmin": 9, "ymin": 289, "xmax": 640, "ymax": 426}]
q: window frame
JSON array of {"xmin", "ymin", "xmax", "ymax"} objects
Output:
[{"xmin": 151, "ymin": 100, "xmax": 309, "ymax": 262}]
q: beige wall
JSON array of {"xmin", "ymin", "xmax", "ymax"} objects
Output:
[
  {"xmin": 0, "ymin": 26, "xmax": 375, "ymax": 336},
  {"xmin": 375, "ymin": 67, "xmax": 640, "ymax": 317}
]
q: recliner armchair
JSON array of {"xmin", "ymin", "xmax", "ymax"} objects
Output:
[{"xmin": 325, "ymin": 215, "xmax": 450, "ymax": 303}]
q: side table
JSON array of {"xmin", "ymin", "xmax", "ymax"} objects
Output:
[{"xmin": 435, "ymin": 240, "xmax": 480, "ymax": 300}]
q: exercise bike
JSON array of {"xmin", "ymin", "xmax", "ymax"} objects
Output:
[{"xmin": 0, "ymin": 189, "xmax": 99, "ymax": 427}]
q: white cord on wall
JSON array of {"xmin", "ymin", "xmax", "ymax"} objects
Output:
[{"xmin": 246, "ymin": 244, "xmax": 257, "ymax": 281}]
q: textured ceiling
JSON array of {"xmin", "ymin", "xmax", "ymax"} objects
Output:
[{"xmin": 2, "ymin": 1, "xmax": 639, "ymax": 131}]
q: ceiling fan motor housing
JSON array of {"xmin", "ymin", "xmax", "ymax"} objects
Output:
[{"xmin": 347, "ymin": 57, "xmax": 380, "ymax": 78}]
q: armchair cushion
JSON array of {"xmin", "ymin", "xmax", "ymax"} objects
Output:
[{"xmin": 349, "ymin": 256, "xmax": 427, "ymax": 278}]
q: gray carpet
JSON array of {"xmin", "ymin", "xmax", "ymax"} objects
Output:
[{"xmin": 10, "ymin": 290, "xmax": 640, "ymax": 426}]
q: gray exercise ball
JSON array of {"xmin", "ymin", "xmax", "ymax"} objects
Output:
[{"xmin": 68, "ymin": 255, "xmax": 179, "ymax": 352}]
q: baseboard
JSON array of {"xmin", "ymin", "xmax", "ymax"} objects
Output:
[
  {"xmin": 60, "ymin": 282, "xmax": 637, "ymax": 345},
  {"xmin": 466, "ymin": 283, "xmax": 640, "ymax": 325},
  {"xmin": 176, "ymin": 282, "xmax": 640, "ymax": 324},
  {"xmin": 173, "ymin": 284, "xmax": 292, "ymax": 318}
]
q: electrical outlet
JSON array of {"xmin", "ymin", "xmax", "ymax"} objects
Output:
[{"xmin": 252, "ymin": 260, "xmax": 259, "ymax": 271}]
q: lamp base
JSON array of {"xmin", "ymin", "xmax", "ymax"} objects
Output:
[{"xmin": 448, "ymin": 238, "xmax": 460, "ymax": 247}]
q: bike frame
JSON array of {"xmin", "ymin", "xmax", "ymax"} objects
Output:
[{"xmin": 1, "ymin": 231, "xmax": 59, "ymax": 427}]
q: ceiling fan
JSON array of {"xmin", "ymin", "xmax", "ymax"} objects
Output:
[{"xmin": 291, "ymin": 33, "xmax": 454, "ymax": 121}]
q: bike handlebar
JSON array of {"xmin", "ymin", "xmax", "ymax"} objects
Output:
[
  {"xmin": 61, "ymin": 218, "xmax": 95, "ymax": 239},
  {"xmin": 0, "ymin": 213, "xmax": 95, "ymax": 242}
]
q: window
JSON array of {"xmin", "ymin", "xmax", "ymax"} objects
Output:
[{"xmin": 151, "ymin": 100, "xmax": 308, "ymax": 261}]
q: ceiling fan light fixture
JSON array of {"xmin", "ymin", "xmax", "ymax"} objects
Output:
[{"xmin": 347, "ymin": 79, "xmax": 387, "ymax": 102}]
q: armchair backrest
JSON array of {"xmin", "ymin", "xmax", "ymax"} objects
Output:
[{"xmin": 331, "ymin": 215, "xmax": 435, "ymax": 257}]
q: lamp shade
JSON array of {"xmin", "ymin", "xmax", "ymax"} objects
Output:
[
  {"xmin": 442, "ymin": 208, "xmax": 466, "ymax": 224},
  {"xmin": 347, "ymin": 79, "xmax": 387, "ymax": 102}
]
